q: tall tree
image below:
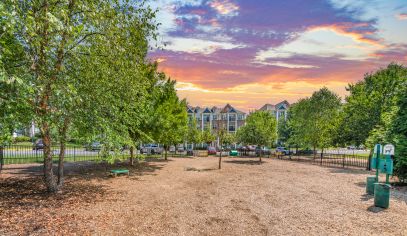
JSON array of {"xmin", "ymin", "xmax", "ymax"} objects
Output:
[
  {"xmin": 391, "ymin": 85, "xmax": 407, "ymax": 182},
  {"xmin": 217, "ymin": 127, "xmax": 235, "ymax": 169},
  {"xmin": 288, "ymin": 88, "xmax": 341, "ymax": 157},
  {"xmin": 152, "ymin": 80, "xmax": 188, "ymax": 161},
  {"xmin": 337, "ymin": 63, "xmax": 407, "ymax": 147},
  {"xmin": 237, "ymin": 111, "xmax": 277, "ymax": 162},
  {"xmin": 1, "ymin": 0, "xmax": 158, "ymax": 192}
]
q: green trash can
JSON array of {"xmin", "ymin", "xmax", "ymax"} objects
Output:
[
  {"xmin": 366, "ymin": 176, "xmax": 376, "ymax": 195},
  {"xmin": 230, "ymin": 150, "xmax": 238, "ymax": 156},
  {"xmin": 374, "ymin": 183, "xmax": 391, "ymax": 208}
]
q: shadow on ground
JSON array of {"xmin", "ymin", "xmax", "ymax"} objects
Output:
[
  {"xmin": 367, "ymin": 205, "xmax": 386, "ymax": 213},
  {"xmin": 224, "ymin": 160, "xmax": 262, "ymax": 165},
  {"xmin": 1, "ymin": 159, "xmax": 166, "ymax": 180},
  {"xmin": 0, "ymin": 176, "xmax": 113, "ymax": 235},
  {"xmin": 328, "ymin": 168, "xmax": 372, "ymax": 175},
  {"xmin": 361, "ymin": 193, "xmax": 374, "ymax": 201},
  {"xmin": 355, "ymin": 181, "xmax": 367, "ymax": 188}
]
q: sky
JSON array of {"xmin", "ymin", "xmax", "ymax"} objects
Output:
[{"xmin": 148, "ymin": 0, "xmax": 407, "ymax": 112}]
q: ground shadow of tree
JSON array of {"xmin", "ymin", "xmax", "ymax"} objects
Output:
[
  {"xmin": 0, "ymin": 176, "xmax": 112, "ymax": 235},
  {"xmin": 224, "ymin": 160, "xmax": 262, "ymax": 165},
  {"xmin": 0, "ymin": 159, "xmax": 167, "ymax": 235}
]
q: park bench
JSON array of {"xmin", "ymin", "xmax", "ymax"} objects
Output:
[{"xmin": 110, "ymin": 169, "xmax": 129, "ymax": 177}]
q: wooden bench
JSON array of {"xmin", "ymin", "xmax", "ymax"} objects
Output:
[{"xmin": 110, "ymin": 169, "xmax": 129, "ymax": 177}]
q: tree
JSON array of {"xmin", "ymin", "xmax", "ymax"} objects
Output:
[
  {"xmin": 287, "ymin": 88, "xmax": 341, "ymax": 157},
  {"xmin": 201, "ymin": 128, "xmax": 216, "ymax": 147},
  {"xmin": 152, "ymin": 80, "xmax": 188, "ymax": 161},
  {"xmin": 277, "ymin": 118, "xmax": 290, "ymax": 146},
  {"xmin": 308, "ymin": 87, "xmax": 341, "ymax": 155},
  {"xmin": 392, "ymin": 85, "xmax": 407, "ymax": 182},
  {"xmin": 216, "ymin": 127, "xmax": 235, "ymax": 169},
  {"xmin": 237, "ymin": 111, "xmax": 277, "ymax": 162},
  {"xmin": 1, "ymin": 0, "xmax": 158, "ymax": 192},
  {"xmin": 186, "ymin": 117, "xmax": 201, "ymax": 150},
  {"xmin": 337, "ymin": 63, "xmax": 407, "ymax": 147}
]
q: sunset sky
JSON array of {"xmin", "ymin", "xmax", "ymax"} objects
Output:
[{"xmin": 149, "ymin": 0, "xmax": 407, "ymax": 112}]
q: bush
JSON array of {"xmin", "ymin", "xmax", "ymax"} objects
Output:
[{"xmin": 13, "ymin": 136, "xmax": 31, "ymax": 143}]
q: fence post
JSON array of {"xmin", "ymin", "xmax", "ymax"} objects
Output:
[
  {"xmin": 367, "ymin": 152, "xmax": 372, "ymax": 171},
  {"xmin": 0, "ymin": 146, "xmax": 4, "ymax": 173},
  {"xmin": 320, "ymin": 152, "xmax": 323, "ymax": 165},
  {"xmin": 342, "ymin": 154, "xmax": 345, "ymax": 168}
]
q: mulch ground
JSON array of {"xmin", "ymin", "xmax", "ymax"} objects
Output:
[{"xmin": 1, "ymin": 157, "xmax": 407, "ymax": 235}]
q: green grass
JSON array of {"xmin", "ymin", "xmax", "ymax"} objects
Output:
[{"xmin": 2, "ymin": 155, "xmax": 100, "ymax": 165}]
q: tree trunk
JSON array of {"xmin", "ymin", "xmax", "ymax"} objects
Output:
[
  {"xmin": 130, "ymin": 146, "xmax": 134, "ymax": 166},
  {"xmin": 313, "ymin": 145, "xmax": 316, "ymax": 160},
  {"xmin": 164, "ymin": 146, "xmax": 168, "ymax": 161},
  {"xmin": 57, "ymin": 140, "xmax": 65, "ymax": 189},
  {"xmin": 218, "ymin": 149, "xmax": 222, "ymax": 169},
  {"xmin": 259, "ymin": 145, "xmax": 262, "ymax": 163},
  {"xmin": 42, "ymin": 122, "xmax": 58, "ymax": 193},
  {"xmin": 57, "ymin": 117, "xmax": 69, "ymax": 190}
]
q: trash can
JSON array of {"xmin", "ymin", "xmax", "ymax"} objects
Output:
[
  {"xmin": 366, "ymin": 176, "xmax": 376, "ymax": 195},
  {"xmin": 374, "ymin": 183, "xmax": 391, "ymax": 208}
]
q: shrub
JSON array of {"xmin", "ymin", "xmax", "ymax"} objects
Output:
[{"xmin": 13, "ymin": 136, "xmax": 31, "ymax": 143}]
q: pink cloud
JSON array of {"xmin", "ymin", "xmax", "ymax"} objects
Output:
[{"xmin": 396, "ymin": 13, "xmax": 407, "ymax": 20}]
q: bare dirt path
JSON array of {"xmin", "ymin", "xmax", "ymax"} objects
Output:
[{"xmin": 1, "ymin": 157, "xmax": 407, "ymax": 235}]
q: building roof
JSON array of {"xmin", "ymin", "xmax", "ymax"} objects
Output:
[
  {"xmin": 259, "ymin": 100, "xmax": 290, "ymax": 111},
  {"xmin": 187, "ymin": 104, "xmax": 246, "ymax": 115}
]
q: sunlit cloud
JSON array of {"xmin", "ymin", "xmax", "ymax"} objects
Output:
[
  {"xmin": 177, "ymin": 80, "xmax": 349, "ymax": 112},
  {"xmin": 256, "ymin": 61, "xmax": 318, "ymax": 69},
  {"xmin": 209, "ymin": 0, "xmax": 239, "ymax": 16},
  {"xmin": 255, "ymin": 26, "xmax": 382, "ymax": 62},
  {"xmin": 149, "ymin": 0, "xmax": 407, "ymax": 110},
  {"xmin": 164, "ymin": 37, "xmax": 244, "ymax": 54},
  {"xmin": 156, "ymin": 57, "xmax": 167, "ymax": 63},
  {"xmin": 396, "ymin": 13, "xmax": 407, "ymax": 20}
]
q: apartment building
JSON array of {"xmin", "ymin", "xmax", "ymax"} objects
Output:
[
  {"xmin": 187, "ymin": 104, "xmax": 247, "ymax": 133},
  {"xmin": 258, "ymin": 100, "xmax": 290, "ymax": 121}
]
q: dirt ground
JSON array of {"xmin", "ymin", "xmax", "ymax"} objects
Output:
[{"xmin": 1, "ymin": 157, "xmax": 407, "ymax": 236}]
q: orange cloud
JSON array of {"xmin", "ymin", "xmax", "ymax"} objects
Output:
[
  {"xmin": 209, "ymin": 0, "xmax": 239, "ymax": 15},
  {"xmin": 308, "ymin": 24, "xmax": 383, "ymax": 47}
]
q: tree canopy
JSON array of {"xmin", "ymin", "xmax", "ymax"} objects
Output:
[
  {"xmin": 237, "ymin": 110, "xmax": 277, "ymax": 162},
  {"xmin": 287, "ymin": 87, "xmax": 341, "ymax": 155},
  {"xmin": 0, "ymin": 0, "xmax": 160, "ymax": 192}
]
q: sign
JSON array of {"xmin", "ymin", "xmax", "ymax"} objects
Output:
[{"xmin": 383, "ymin": 144, "xmax": 395, "ymax": 156}]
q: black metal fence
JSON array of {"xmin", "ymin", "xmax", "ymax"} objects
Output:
[
  {"xmin": 0, "ymin": 145, "xmax": 102, "ymax": 166},
  {"xmin": 0, "ymin": 145, "xmax": 192, "ymax": 169},
  {"xmin": 277, "ymin": 152, "xmax": 370, "ymax": 169}
]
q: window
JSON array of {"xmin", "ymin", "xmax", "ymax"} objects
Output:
[
  {"xmin": 222, "ymin": 114, "xmax": 227, "ymax": 120},
  {"xmin": 229, "ymin": 114, "xmax": 236, "ymax": 121},
  {"xmin": 212, "ymin": 114, "xmax": 217, "ymax": 120},
  {"xmin": 229, "ymin": 125, "xmax": 236, "ymax": 131}
]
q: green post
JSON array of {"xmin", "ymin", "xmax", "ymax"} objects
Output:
[{"xmin": 375, "ymin": 145, "xmax": 380, "ymax": 183}]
